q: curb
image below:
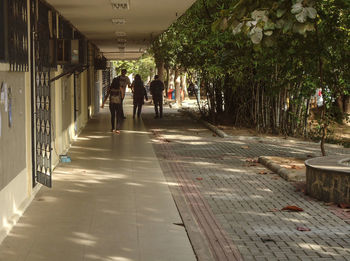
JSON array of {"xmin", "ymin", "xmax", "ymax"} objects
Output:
[
  {"xmin": 200, "ymin": 120, "xmax": 230, "ymax": 138},
  {"xmin": 178, "ymin": 108, "xmax": 229, "ymax": 138},
  {"xmin": 258, "ymin": 156, "xmax": 306, "ymax": 182},
  {"xmin": 178, "ymin": 108, "xmax": 347, "ymax": 150}
]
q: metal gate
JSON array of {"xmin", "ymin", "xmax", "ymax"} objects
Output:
[
  {"xmin": 34, "ymin": 70, "xmax": 52, "ymax": 187},
  {"xmin": 31, "ymin": 0, "xmax": 52, "ymax": 187}
]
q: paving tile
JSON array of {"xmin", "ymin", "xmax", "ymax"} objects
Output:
[{"xmin": 145, "ymin": 110, "xmax": 350, "ymax": 261}]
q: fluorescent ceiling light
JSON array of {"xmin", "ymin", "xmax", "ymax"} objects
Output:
[
  {"xmin": 115, "ymin": 32, "xmax": 127, "ymax": 37},
  {"xmin": 110, "ymin": 0, "xmax": 130, "ymax": 10},
  {"xmin": 112, "ymin": 18, "xmax": 126, "ymax": 25},
  {"xmin": 116, "ymin": 39, "xmax": 127, "ymax": 45}
]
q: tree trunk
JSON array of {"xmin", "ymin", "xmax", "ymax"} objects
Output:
[
  {"xmin": 156, "ymin": 61, "xmax": 165, "ymax": 82},
  {"xmin": 165, "ymin": 66, "xmax": 170, "ymax": 94},
  {"xmin": 344, "ymin": 96, "xmax": 350, "ymax": 113},
  {"xmin": 223, "ymin": 74, "xmax": 233, "ymax": 115},
  {"xmin": 304, "ymin": 99, "xmax": 310, "ymax": 137},
  {"xmin": 256, "ymin": 83, "xmax": 260, "ymax": 131},
  {"xmin": 169, "ymin": 69, "xmax": 175, "ymax": 90},
  {"xmin": 181, "ymin": 73, "xmax": 188, "ymax": 99},
  {"xmin": 175, "ymin": 69, "xmax": 181, "ymax": 105},
  {"xmin": 215, "ymin": 79, "xmax": 223, "ymax": 114},
  {"xmin": 343, "ymin": 95, "xmax": 350, "ymax": 124},
  {"xmin": 321, "ymin": 121, "xmax": 327, "ymax": 156},
  {"xmin": 319, "ymin": 57, "xmax": 327, "ymax": 156}
]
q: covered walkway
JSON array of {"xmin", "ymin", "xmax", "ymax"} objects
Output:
[{"xmin": 0, "ymin": 98, "xmax": 196, "ymax": 261}]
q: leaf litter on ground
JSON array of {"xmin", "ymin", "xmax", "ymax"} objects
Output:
[
  {"xmin": 261, "ymin": 238, "xmax": 276, "ymax": 243},
  {"xmin": 281, "ymin": 205, "xmax": 304, "ymax": 212},
  {"xmin": 297, "ymin": 227, "xmax": 311, "ymax": 232},
  {"xmin": 338, "ymin": 203, "xmax": 350, "ymax": 209}
]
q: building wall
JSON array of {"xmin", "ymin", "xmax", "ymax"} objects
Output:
[
  {"xmin": 51, "ymin": 68, "xmax": 90, "ymax": 167},
  {"xmin": 96, "ymin": 70, "xmax": 102, "ymax": 115},
  {"xmin": 0, "ymin": 72, "xmax": 27, "ymax": 191},
  {"xmin": 0, "ymin": 65, "xmax": 96, "ymax": 243},
  {"xmin": 78, "ymin": 70, "xmax": 89, "ymax": 133},
  {"xmin": 0, "ymin": 0, "xmax": 99, "ymax": 244},
  {"xmin": 0, "ymin": 71, "xmax": 30, "ymax": 243}
]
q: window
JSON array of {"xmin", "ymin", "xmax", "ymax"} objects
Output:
[
  {"xmin": 0, "ymin": 0, "xmax": 7, "ymax": 61},
  {"xmin": 8, "ymin": 0, "xmax": 28, "ymax": 71}
]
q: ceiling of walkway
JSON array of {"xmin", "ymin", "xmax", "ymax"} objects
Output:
[{"xmin": 45, "ymin": 0, "xmax": 196, "ymax": 60}]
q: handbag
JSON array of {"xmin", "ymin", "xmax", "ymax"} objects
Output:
[
  {"xmin": 110, "ymin": 94, "xmax": 121, "ymax": 104},
  {"xmin": 110, "ymin": 88, "xmax": 121, "ymax": 104}
]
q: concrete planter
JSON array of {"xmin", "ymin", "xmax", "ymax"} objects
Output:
[{"xmin": 305, "ymin": 156, "xmax": 350, "ymax": 204}]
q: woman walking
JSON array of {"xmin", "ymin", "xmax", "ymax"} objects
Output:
[
  {"xmin": 101, "ymin": 77, "xmax": 124, "ymax": 134},
  {"xmin": 131, "ymin": 74, "xmax": 148, "ymax": 118}
]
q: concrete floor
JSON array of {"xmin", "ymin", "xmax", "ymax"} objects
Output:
[{"xmin": 0, "ymin": 100, "xmax": 196, "ymax": 261}]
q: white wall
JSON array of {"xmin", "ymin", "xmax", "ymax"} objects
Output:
[{"xmin": 0, "ymin": 71, "xmax": 33, "ymax": 244}]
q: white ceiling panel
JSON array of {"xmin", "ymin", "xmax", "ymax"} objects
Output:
[{"xmin": 45, "ymin": 0, "xmax": 196, "ymax": 60}]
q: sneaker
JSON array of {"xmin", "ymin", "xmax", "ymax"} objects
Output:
[{"xmin": 114, "ymin": 130, "xmax": 120, "ymax": 134}]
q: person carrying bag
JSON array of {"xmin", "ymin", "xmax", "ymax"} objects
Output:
[{"xmin": 101, "ymin": 77, "xmax": 124, "ymax": 134}]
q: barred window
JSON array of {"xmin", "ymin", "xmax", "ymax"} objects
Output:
[
  {"xmin": 8, "ymin": 0, "xmax": 28, "ymax": 71},
  {"xmin": 0, "ymin": 0, "xmax": 7, "ymax": 61}
]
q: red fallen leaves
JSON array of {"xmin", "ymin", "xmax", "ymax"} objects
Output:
[
  {"xmin": 246, "ymin": 159, "xmax": 259, "ymax": 167},
  {"xmin": 268, "ymin": 205, "xmax": 304, "ymax": 213},
  {"xmin": 294, "ymin": 182, "xmax": 307, "ymax": 194},
  {"xmin": 297, "ymin": 227, "xmax": 311, "ymax": 232},
  {"xmin": 258, "ymin": 171, "xmax": 268, "ymax": 175},
  {"xmin": 338, "ymin": 203, "xmax": 350, "ymax": 209},
  {"xmin": 152, "ymin": 130, "xmax": 160, "ymax": 136},
  {"xmin": 281, "ymin": 205, "xmax": 304, "ymax": 212},
  {"xmin": 246, "ymin": 159, "xmax": 258, "ymax": 163},
  {"xmin": 196, "ymin": 177, "xmax": 203, "ymax": 181}
]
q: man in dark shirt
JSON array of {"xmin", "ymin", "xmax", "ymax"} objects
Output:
[
  {"xmin": 116, "ymin": 69, "xmax": 131, "ymax": 119},
  {"xmin": 150, "ymin": 75, "xmax": 165, "ymax": 119}
]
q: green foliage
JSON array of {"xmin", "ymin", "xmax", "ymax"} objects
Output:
[
  {"xmin": 112, "ymin": 55, "xmax": 155, "ymax": 81},
  {"xmin": 148, "ymin": 0, "xmax": 349, "ymax": 140}
]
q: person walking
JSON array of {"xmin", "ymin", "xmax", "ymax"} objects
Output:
[
  {"xmin": 116, "ymin": 69, "xmax": 131, "ymax": 119},
  {"xmin": 150, "ymin": 75, "xmax": 165, "ymax": 119},
  {"xmin": 131, "ymin": 74, "xmax": 148, "ymax": 118},
  {"xmin": 101, "ymin": 77, "xmax": 124, "ymax": 134}
]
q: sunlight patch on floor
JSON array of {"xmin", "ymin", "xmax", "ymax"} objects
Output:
[
  {"xmin": 161, "ymin": 181, "xmax": 180, "ymax": 187},
  {"xmin": 108, "ymin": 256, "xmax": 134, "ymax": 261},
  {"xmin": 281, "ymin": 217, "xmax": 310, "ymax": 224},
  {"xmin": 222, "ymin": 168, "xmax": 241, "ymax": 173},
  {"xmin": 122, "ymin": 130, "xmax": 151, "ymax": 135},
  {"xmin": 76, "ymin": 137, "xmax": 91, "ymax": 141},
  {"xmin": 125, "ymin": 182, "xmax": 144, "ymax": 187},
  {"xmin": 163, "ymin": 134, "xmax": 202, "ymax": 141}
]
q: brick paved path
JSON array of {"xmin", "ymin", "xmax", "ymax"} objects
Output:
[{"xmin": 143, "ymin": 109, "xmax": 350, "ymax": 261}]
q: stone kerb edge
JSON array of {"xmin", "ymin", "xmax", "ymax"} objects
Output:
[
  {"xmin": 178, "ymin": 108, "xmax": 229, "ymax": 138},
  {"xmin": 258, "ymin": 156, "xmax": 303, "ymax": 182}
]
